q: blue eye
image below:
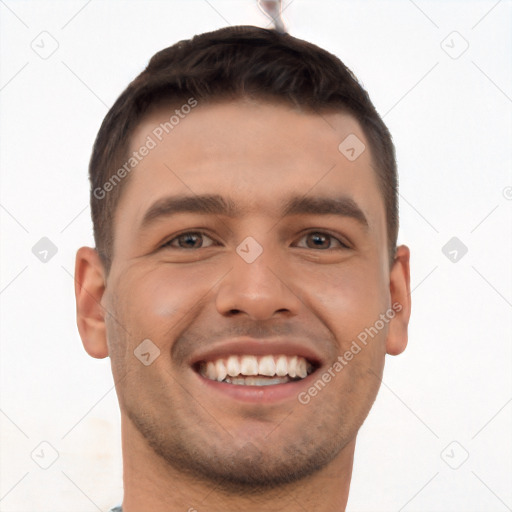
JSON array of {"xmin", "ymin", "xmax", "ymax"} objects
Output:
[
  {"xmin": 161, "ymin": 230, "xmax": 349, "ymax": 250},
  {"xmin": 162, "ymin": 232, "xmax": 216, "ymax": 249},
  {"xmin": 296, "ymin": 232, "xmax": 349, "ymax": 250}
]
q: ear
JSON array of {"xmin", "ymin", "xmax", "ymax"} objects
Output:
[
  {"xmin": 74, "ymin": 247, "xmax": 109, "ymax": 359},
  {"xmin": 386, "ymin": 245, "xmax": 411, "ymax": 356}
]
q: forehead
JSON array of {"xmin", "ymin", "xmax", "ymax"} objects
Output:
[
  {"xmin": 115, "ymin": 99, "xmax": 385, "ymax": 239},
  {"xmin": 133, "ymin": 99, "xmax": 367, "ymax": 174}
]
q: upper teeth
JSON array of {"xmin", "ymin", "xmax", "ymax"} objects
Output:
[{"xmin": 199, "ymin": 355, "xmax": 312, "ymax": 382}]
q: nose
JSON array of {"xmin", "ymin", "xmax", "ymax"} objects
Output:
[{"xmin": 215, "ymin": 246, "xmax": 303, "ymax": 321}]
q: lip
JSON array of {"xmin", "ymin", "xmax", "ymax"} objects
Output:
[
  {"xmin": 194, "ymin": 366, "xmax": 320, "ymax": 404},
  {"xmin": 188, "ymin": 337, "xmax": 325, "ymax": 404},
  {"xmin": 188, "ymin": 337, "xmax": 325, "ymax": 367}
]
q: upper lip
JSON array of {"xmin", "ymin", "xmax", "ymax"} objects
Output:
[{"xmin": 188, "ymin": 338, "xmax": 324, "ymax": 368}]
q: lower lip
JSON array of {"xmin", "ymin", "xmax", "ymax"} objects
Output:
[{"xmin": 194, "ymin": 370, "xmax": 320, "ymax": 404}]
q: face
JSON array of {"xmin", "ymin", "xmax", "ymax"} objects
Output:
[{"xmin": 99, "ymin": 99, "xmax": 405, "ymax": 489}]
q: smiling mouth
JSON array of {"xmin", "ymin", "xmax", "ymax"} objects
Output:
[{"xmin": 196, "ymin": 354, "xmax": 317, "ymax": 386}]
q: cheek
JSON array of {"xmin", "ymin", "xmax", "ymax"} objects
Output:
[
  {"xmin": 118, "ymin": 264, "xmax": 217, "ymax": 336},
  {"xmin": 132, "ymin": 276, "xmax": 186, "ymax": 324},
  {"xmin": 304, "ymin": 260, "xmax": 388, "ymax": 342}
]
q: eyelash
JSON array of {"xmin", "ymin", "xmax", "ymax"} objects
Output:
[{"xmin": 160, "ymin": 230, "xmax": 351, "ymax": 250}]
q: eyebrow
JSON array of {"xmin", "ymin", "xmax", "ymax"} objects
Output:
[{"xmin": 139, "ymin": 193, "xmax": 369, "ymax": 230}]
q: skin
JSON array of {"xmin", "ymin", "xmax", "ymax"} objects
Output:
[{"xmin": 75, "ymin": 98, "xmax": 411, "ymax": 512}]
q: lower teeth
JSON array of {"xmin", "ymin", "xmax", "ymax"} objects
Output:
[{"xmin": 223, "ymin": 375, "xmax": 296, "ymax": 386}]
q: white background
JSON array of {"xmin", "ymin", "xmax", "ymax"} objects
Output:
[{"xmin": 1, "ymin": 1, "xmax": 511, "ymax": 511}]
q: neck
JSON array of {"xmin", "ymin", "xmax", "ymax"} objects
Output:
[{"xmin": 120, "ymin": 415, "xmax": 355, "ymax": 512}]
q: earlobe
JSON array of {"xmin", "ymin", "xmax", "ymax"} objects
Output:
[
  {"xmin": 74, "ymin": 247, "xmax": 109, "ymax": 359},
  {"xmin": 386, "ymin": 245, "xmax": 411, "ymax": 356}
]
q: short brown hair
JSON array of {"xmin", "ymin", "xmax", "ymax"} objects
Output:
[{"xmin": 89, "ymin": 25, "xmax": 398, "ymax": 274}]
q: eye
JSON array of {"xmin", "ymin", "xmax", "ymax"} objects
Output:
[
  {"xmin": 295, "ymin": 231, "xmax": 350, "ymax": 250},
  {"xmin": 161, "ymin": 231, "xmax": 216, "ymax": 250},
  {"xmin": 160, "ymin": 230, "xmax": 350, "ymax": 251}
]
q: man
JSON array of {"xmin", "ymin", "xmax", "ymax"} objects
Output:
[{"xmin": 74, "ymin": 25, "xmax": 411, "ymax": 512}]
